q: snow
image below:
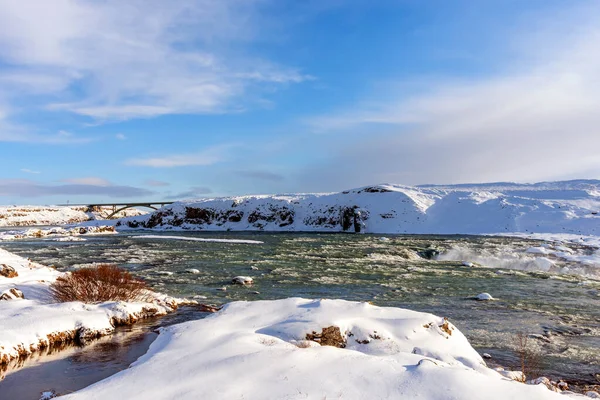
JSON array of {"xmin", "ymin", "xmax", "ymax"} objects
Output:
[
  {"xmin": 476, "ymin": 293, "xmax": 495, "ymax": 301},
  {"xmin": 0, "ymin": 247, "xmax": 191, "ymax": 365},
  {"xmin": 0, "ymin": 205, "xmax": 146, "ymax": 227},
  {"xmin": 0, "ymin": 225, "xmax": 117, "ymax": 241},
  {"xmin": 61, "ymin": 298, "xmax": 569, "ymax": 400},
  {"xmin": 117, "ymin": 180, "xmax": 600, "ymax": 238}
]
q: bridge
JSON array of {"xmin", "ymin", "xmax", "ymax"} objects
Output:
[{"xmin": 60, "ymin": 202, "xmax": 174, "ymax": 219}]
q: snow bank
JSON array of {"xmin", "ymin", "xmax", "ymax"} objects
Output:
[
  {"xmin": 0, "ymin": 248, "xmax": 190, "ymax": 365},
  {"xmin": 0, "ymin": 205, "xmax": 146, "ymax": 227},
  {"xmin": 117, "ymin": 180, "xmax": 600, "ymax": 236},
  {"xmin": 0, "ymin": 225, "xmax": 117, "ymax": 241},
  {"xmin": 62, "ymin": 298, "xmax": 568, "ymax": 400}
]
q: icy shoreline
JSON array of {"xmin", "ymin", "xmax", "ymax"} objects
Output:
[{"xmin": 0, "ymin": 247, "xmax": 192, "ymax": 367}]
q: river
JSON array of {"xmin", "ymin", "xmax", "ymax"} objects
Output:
[{"xmin": 1, "ymin": 231, "xmax": 599, "ymax": 396}]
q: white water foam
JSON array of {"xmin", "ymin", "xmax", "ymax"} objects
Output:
[{"xmin": 134, "ymin": 235, "xmax": 264, "ymax": 244}]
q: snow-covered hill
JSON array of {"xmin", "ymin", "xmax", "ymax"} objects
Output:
[
  {"xmin": 0, "ymin": 206, "xmax": 146, "ymax": 227},
  {"xmin": 118, "ymin": 180, "xmax": 600, "ymax": 235}
]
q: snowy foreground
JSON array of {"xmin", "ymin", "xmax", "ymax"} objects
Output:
[
  {"xmin": 119, "ymin": 180, "xmax": 600, "ymax": 236},
  {"xmin": 61, "ymin": 297, "xmax": 575, "ymax": 400},
  {"xmin": 0, "ymin": 248, "xmax": 189, "ymax": 366}
]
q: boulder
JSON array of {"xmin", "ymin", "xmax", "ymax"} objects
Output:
[{"xmin": 232, "ymin": 276, "xmax": 253, "ymax": 285}]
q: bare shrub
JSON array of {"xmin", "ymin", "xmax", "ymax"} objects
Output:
[
  {"xmin": 50, "ymin": 264, "xmax": 149, "ymax": 303},
  {"xmin": 514, "ymin": 332, "xmax": 542, "ymax": 382}
]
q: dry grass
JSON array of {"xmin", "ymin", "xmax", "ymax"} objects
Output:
[
  {"xmin": 514, "ymin": 332, "xmax": 542, "ymax": 382},
  {"xmin": 50, "ymin": 264, "xmax": 149, "ymax": 303}
]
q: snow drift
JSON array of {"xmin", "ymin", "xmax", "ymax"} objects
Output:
[{"xmin": 61, "ymin": 298, "xmax": 568, "ymax": 400}]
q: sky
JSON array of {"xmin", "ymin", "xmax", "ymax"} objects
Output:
[{"xmin": 1, "ymin": 0, "xmax": 599, "ymax": 204}]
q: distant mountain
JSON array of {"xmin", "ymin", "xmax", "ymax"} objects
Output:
[{"xmin": 118, "ymin": 181, "xmax": 600, "ymax": 235}]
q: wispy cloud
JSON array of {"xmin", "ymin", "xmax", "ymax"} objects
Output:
[
  {"xmin": 0, "ymin": 0, "xmax": 311, "ymax": 123},
  {"xmin": 20, "ymin": 168, "xmax": 40, "ymax": 174},
  {"xmin": 125, "ymin": 144, "xmax": 235, "ymax": 168},
  {"xmin": 0, "ymin": 179, "xmax": 154, "ymax": 198},
  {"xmin": 0, "ymin": 128, "xmax": 95, "ymax": 144},
  {"xmin": 300, "ymin": 3, "xmax": 600, "ymax": 186},
  {"xmin": 236, "ymin": 170, "xmax": 285, "ymax": 182},
  {"xmin": 145, "ymin": 179, "xmax": 170, "ymax": 187},
  {"xmin": 60, "ymin": 177, "xmax": 111, "ymax": 186},
  {"xmin": 115, "ymin": 133, "xmax": 126, "ymax": 140},
  {"xmin": 173, "ymin": 186, "xmax": 213, "ymax": 199}
]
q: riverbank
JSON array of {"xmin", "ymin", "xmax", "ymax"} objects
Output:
[{"xmin": 0, "ymin": 247, "xmax": 193, "ymax": 366}]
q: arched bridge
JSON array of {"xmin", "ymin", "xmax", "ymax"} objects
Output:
[{"xmin": 62, "ymin": 202, "xmax": 174, "ymax": 219}]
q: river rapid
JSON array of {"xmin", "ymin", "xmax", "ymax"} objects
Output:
[{"xmin": 1, "ymin": 231, "xmax": 599, "ymax": 391}]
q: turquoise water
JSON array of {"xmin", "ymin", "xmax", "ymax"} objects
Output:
[{"xmin": 1, "ymin": 231, "xmax": 599, "ymax": 387}]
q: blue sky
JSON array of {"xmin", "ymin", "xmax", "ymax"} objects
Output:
[{"xmin": 1, "ymin": 0, "xmax": 599, "ymax": 204}]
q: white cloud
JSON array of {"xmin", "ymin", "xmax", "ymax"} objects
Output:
[
  {"xmin": 301, "ymin": 4, "xmax": 600, "ymax": 187},
  {"xmin": 60, "ymin": 177, "xmax": 111, "ymax": 186},
  {"xmin": 21, "ymin": 168, "xmax": 40, "ymax": 174},
  {"xmin": 125, "ymin": 144, "xmax": 235, "ymax": 168},
  {"xmin": 0, "ymin": 0, "xmax": 311, "ymax": 122},
  {"xmin": 0, "ymin": 127, "xmax": 94, "ymax": 144},
  {"xmin": 115, "ymin": 133, "xmax": 127, "ymax": 140}
]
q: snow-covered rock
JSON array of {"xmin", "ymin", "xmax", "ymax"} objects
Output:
[
  {"xmin": 116, "ymin": 180, "xmax": 600, "ymax": 235},
  {"xmin": 231, "ymin": 276, "xmax": 253, "ymax": 285},
  {"xmin": 61, "ymin": 298, "xmax": 568, "ymax": 400},
  {"xmin": 475, "ymin": 293, "xmax": 495, "ymax": 301}
]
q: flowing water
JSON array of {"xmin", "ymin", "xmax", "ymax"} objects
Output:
[{"xmin": 1, "ymin": 231, "xmax": 599, "ymax": 395}]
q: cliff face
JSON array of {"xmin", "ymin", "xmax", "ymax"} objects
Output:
[{"xmin": 117, "ymin": 181, "xmax": 600, "ymax": 235}]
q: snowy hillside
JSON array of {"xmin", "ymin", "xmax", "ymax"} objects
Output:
[
  {"xmin": 118, "ymin": 180, "xmax": 600, "ymax": 235},
  {"xmin": 0, "ymin": 206, "xmax": 146, "ymax": 227}
]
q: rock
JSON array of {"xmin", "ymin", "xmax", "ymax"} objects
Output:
[
  {"xmin": 461, "ymin": 261, "xmax": 475, "ymax": 267},
  {"xmin": 418, "ymin": 248, "xmax": 440, "ymax": 259},
  {"xmin": 232, "ymin": 276, "xmax": 253, "ymax": 285},
  {"xmin": 0, "ymin": 263, "xmax": 18, "ymax": 278},
  {"xmin": 306, "ymin": 326, "xmax": 346, "ymax": 348},
  {"xmin": 216, "ymin": 286, "xmax": 227, "ymax": 291},
  {"xmin": 526, "ymin": 377, "xmax": 561, "ymax": 392},
  {"xmin": 0, "ymin": 288, "xmax": 24, "ymax": 301},
  {"xmin": 482, "ymin": 353, "xmax": 492, "ymax": 359},
  {"xmin": 40, "ymin": 391, "xmax": 57, "ymax": 400},
  {"xmin": 475, "ymin": 293, "xmax": 494, "ymax": 301},
  {"xmin": 185, "ymin": 269, "xmax": 200, "ymax": 274},
  {"xmin": 586, "ymin": 391, "xmax": 600, "ymax": 399}
]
